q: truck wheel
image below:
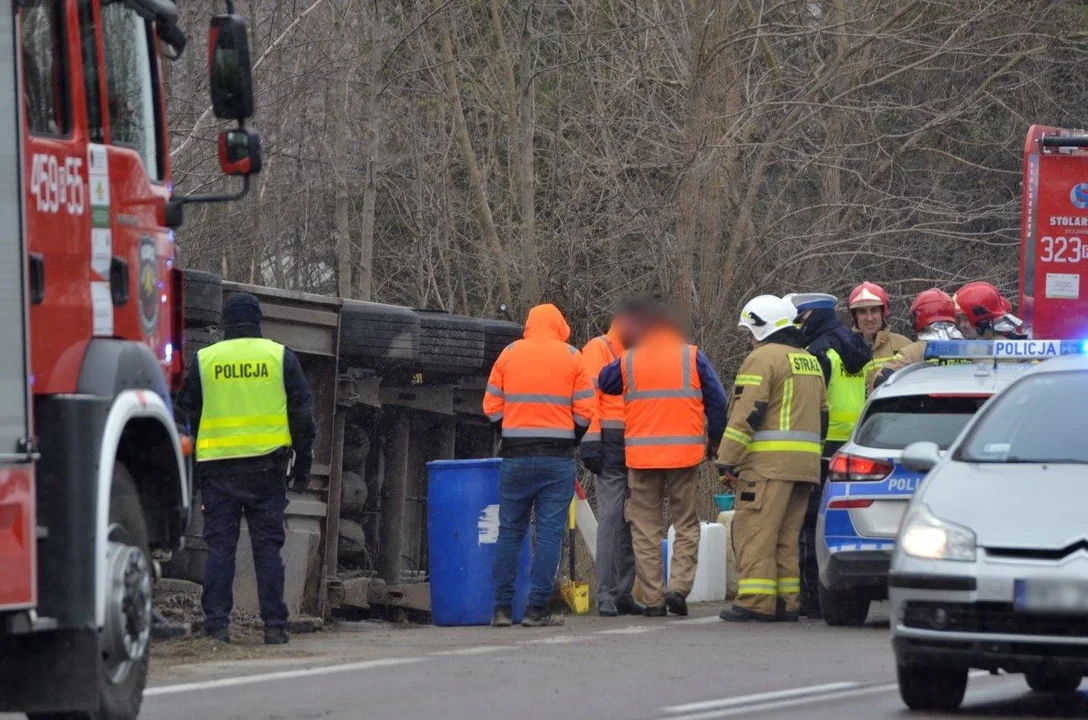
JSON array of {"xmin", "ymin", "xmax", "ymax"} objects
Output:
[
  {"xmin": 183, "ymin": 327, "xmax": 220, "ymax": 369},
  {"xmin": 32, "ymin": 466, "xmax": 153, "ymax": 720},
  {"xmin": 417, "ymin": 312, "xmax": 485, "ymax": 375},
  {"xmin": 1026, "ymin": 668, "xmax": 1082, "ymax": 693},
  {"xmin": 340, "ymin": 301, "xmax": 420, "ymax": 366},
  {"xmin": 897, "ymin": 663, "xmax": 967, "ymax": 711},
  {"xmin": 479, "ymin": 319, "xmax": 524, "ymax": 368},
  {"xmin": 818, "ymin": 582, "xmax": 869, "ymax": 626},
  {"xmin": 182, "ymin": 269, "xmax": 222, "ymax": 329}
]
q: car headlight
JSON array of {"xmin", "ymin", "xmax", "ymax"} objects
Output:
[{"xmin": 899, "ymin": 505, "xmax": 976, "ymax": 562}]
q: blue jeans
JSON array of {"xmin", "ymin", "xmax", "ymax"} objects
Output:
[
  {"xmin": 201, "ymin": 469, "xmax": 289, "ymax": 632},
  {"xmin": 493, "ymin": 456, "xmax": 576, "ymax": 608}
]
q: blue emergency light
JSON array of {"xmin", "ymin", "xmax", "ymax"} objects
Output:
[{"xmin": 923, "ymin": 339, "xmax": 1088, "ymax": 361}]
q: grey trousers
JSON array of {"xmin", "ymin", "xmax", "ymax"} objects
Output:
[{"xmin": 594, "ymin": 464, "xmax": 637, "ymax": 604}]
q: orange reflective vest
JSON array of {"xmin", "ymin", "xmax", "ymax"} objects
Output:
[
  {"xmin": 582, "ymin": 329, "xmax": 625, "ymax": 443},
  {"xmin": 620, "ymin": 332, "xmax": 706, "ymax": 469},
  {"xmin": 482, "ymin": 304, "xmax": 596, "ymax": 443}
]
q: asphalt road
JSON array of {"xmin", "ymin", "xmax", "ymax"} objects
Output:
[
  {"xmin": 7, "ymin": 604, "xmax": 1086, "ymax": 719},
  {"xmin": 124, "ymin": 603, "xmax": 1088, "ymax": 720}
]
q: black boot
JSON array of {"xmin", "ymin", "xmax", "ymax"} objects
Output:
[
  {"xmin": 643, "ymin": 605, "xmax": 667, "ymax": 617},
  {"xmin": 719, "ymin": 605, "xmax": 776, "ymax": 623},
  {"xmin": 615, "ymin": 596, "xmax": 646, "ymax": 616},
  {"xmin": 203, "ymin": 627, "xmax": 230, "ymax": 643},
  {"xmin": 598, "ymin": 599, "xmax": 619, "ymax": 617},
  {"xmin": 665, "ymin": 591, "xmax": 688, "ymax": 617},
  {"xmin": 264, "ymin": 627, "xmax": 289, "ymax": 645},
  {"xmin": 491, "ymin": 605, "xmax": 513, "ymax": 627},
  {"xmin": 776, "ymin": 598, "xmax": 799, "ymax": 623},
  {"xmin": 521, "ymin": 606, "xmax": 564, "ymax": 627}
]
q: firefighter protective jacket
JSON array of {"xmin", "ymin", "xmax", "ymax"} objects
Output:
[
  {"xmin": 869, "ymin": 340, "xmax": 926, "ymax": 391},
  {"xmin": 580, "ymin": 326, "xmax": 626, "ymax": 472},
  {"xmin": 719, "ymin": 328, "xmax": 827, "ymax": 483},
  {"xmin": 483, "ymin": 304, "xmax": 596, "ymax": 458}
]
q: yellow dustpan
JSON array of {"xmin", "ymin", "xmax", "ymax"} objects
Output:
[{"xmin": 560, "ymin": 500, "xmax": 590, "ymax": 614}]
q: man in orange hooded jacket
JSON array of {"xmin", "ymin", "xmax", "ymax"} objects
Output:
[{"xmin": 483, "ymin": 304, "xmax": 596, "ymax": 627}]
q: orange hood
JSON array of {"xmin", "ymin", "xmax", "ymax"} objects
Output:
[{"xmin": 523, "ymin": 303, "xmax": 571, "ymax": 342}]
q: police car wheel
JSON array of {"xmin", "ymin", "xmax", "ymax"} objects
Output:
[
  {"xmin": 97, "ymin": 464, "xmax": 152, "ymax": 720},
  {"xmin": 1025, "ymin": 668, "xmax": 1082, "ymax": 693},
  {"xmin": 818, "ymin": 583, "xmax": 869, "ymax": 627},
  {"xmin": 897, "ymin": 663, "xmax": 967, "ymax": 711}
]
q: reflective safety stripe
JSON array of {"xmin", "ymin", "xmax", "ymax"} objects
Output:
[
  {"xmin": 600, "ymin": 336, "xmax": 618, "ymax": 361},
  {"xmin": 747, "ymin": 440, "xmax": 822, "ymax": 455},
  {"xmin": 502, "ymin": 428, "xmax": 576, "ymax": 439},
  {"xmin": 625, "ymin": 435, "xmax": 704, "ymax": 446},
  {"xmin": 780, "ymin": 378, "xmax": 793, "ymax": 431},
  {"xmin": 197, "ymin": 432, "xmax": 293, "ymax": 451},
  {"xmin": 750, "ymin": 430, "xmax": 822, "ymax": 443},
  {"xmin": 488, "ymin": 413, "xmax": 503, "ymax": 422},
  {"xmin": 724, "ymin": 427, "xmax": 751, "ymax": 446},
  {"xmin": 582, "ymin": 432, "xmax": 601, "ymax": 443},
  {"xmin": 600, "ymin": 419, "xmax": 625, "ymax": 429},
  {"xmin": 623, "ymin": 350, "xmax": 636, "ymax": 399},
  {"xmin": 572, "ymin": 388, "xmax": 595, "ymax": 400},
  {"xmin": 681, "ymin": 345, "xmax": 692, "ymax": 391},
  {"xmin": 505, "ymin": 393, "xmax": 570, "ymax": 405},
  {"xmin": 485, "ymin": 384, "xmax": 504, "ymax": 398},
  {"xmin": 738, "ymin": 579, "xmax": 778, "ymax": 595},
  {"xmin": 626, "ymin": 389, "xmax": 702, "ymax": 400},
  {"xmin": 778, "ymin": 577, "xmax": 800, "ymax": 594},
  {"xmin": 574, "ymin": 414, "xmax": 591, "ymax": 427},
  {"xmin": 735, "ymin": 374, "xmax": 762, "ymax": 386}
]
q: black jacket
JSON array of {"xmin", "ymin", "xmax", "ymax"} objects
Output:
[
  {"xmin": 800, "ymin": 309, "xmax": 873, "ymax": 385},
  {"xmin": 177, "ymin": 326, "xmax": 316, "ymax": 482}
]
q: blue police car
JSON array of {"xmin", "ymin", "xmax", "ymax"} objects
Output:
[{"xmin": 814, "ymin": 340, "xmax": 1060, "ymax": 626}]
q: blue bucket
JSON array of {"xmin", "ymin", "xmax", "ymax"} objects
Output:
[{"xmin": 427, "ymin": 459, "xmax": 532, "ymax": 626}]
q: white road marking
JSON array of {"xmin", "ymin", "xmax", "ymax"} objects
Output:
[
  {"xmin": 144, "ymin": 658, "xmax": 425, "ymax": 697},
  {"xmin": 660, "ymin": 671, "xmax": 996, "ymax": 719},
  {"xmin": 430, "ymin": 645, "xmax": 513, "ymax": 656},
  {"xmin": 518, "ymin": 635, "xmax": 589, "ymax": 645},
  {"xmin": 662, "ymin": 682, "xmax": 860, "ymax": 715},
  {"xmin": 595, "ymin": 626, "xmax": 660, "ymax": 635},
  {"xmin": 672, "ymin": 616, "xmax": 722, "ymax": 625}
]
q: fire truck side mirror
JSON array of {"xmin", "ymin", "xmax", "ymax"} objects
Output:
[
  {"xmin": 208, "ymin": 15, "xmax": 254, "ymax": 121},
  {"xmin": 218, "ymin": 129, "xmax": 262, "ymax": 177}
]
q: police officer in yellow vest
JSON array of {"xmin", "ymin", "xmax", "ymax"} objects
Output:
[
  {"xmin": 178, "ymin": 293, "xmax": 316, "ymax": 645},
  {"xmin": 785, "ymin": 293, "xmax": 871, "ymax": 618}
]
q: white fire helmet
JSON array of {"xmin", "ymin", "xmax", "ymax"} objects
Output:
[{"xmin": 739, "ymin": 295, "xmax": 795, "ymax": 342}]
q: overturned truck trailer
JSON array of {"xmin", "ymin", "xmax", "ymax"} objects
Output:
[{"xmin": 166, "ymin": 273, "xmax": 523, "ymax": 617}]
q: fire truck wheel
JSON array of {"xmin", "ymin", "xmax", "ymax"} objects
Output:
[
  {"xmin": 340, "ymin": 301, "xmax": 420, "ymax": 366},
  {"xmin": 182, "ymin": 269, "xmax": 223, "ymax": 329},
  {"xmin": 183, "ymin": 327, "xmax": 221, "ymax": 369},
  {"xmin": 417, "ymin": 312, "xmax": 485, "ymax": 375},
  {"xmin": 99, "ymin": 464, "xmax": 152, "ymax": 720}
]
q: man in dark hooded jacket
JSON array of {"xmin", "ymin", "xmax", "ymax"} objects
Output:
[
  {"xmin": 784, "ymin": 294, "xmax": 872, "ymax": 618},
  {"xmin": 178, "ymin": 292, "xmax": 316, "ymax": 645}
]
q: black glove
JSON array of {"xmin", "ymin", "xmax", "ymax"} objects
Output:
[{"xmin": 290, "ymin": 472, "xmax": 311, "ymax": 493}]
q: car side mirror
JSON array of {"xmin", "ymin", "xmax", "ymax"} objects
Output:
[
  {"xmin": 218, "ymin": 128, "xmax": 262, "ymax": 176},
  {"xmin": 901, "ymin": 441, "xmax": 942, "ymax": 473},
  {"xmin": 208, "ymin": 15, "xmax": 254, "ymax": 120}
]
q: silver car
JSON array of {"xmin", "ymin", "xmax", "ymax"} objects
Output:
[
  {"xmin": 890, "ymin": 355, "xmax": 1088, "ymax": 712},
  {"xmin": 816, "ymin": 361, "xmax": 1030, "ymax": 626}
]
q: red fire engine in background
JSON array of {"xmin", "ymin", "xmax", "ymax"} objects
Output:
[
  {"xmin": 1020, "ymin": 125, "xmax": 1088, "ymax": 338},
  {"xmin": 0, "ymin": 1, "xmax": 259, "ymax": 717}
]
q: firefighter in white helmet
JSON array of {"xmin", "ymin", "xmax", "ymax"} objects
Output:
[{"xmin": 718, "ymin": 296, "xmax": 827, "ymax": 622}]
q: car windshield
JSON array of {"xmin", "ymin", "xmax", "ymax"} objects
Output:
[
  {"xmin": 855, "ymin": 395, "xmax": 988, "ymax": 450},
  {"xmin": 957, "ymin": 370, "xmax": 1088, "ymax": 464}
]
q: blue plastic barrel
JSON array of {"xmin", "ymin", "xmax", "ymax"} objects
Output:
[{"xmin": 427, "ymin": 459, "xmax": 532, "ymax": 626}]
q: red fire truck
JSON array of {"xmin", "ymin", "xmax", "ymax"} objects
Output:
[
  {"xmin": 0, "ymin": 1, "xmax": 259, "ymax": 717},
  {"xmin": 1020, "ymin": 125, "xmax": 1088, "ymax": 338}
]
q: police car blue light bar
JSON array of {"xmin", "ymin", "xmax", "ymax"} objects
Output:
[{"xmin": 924, "ymin": 339, "xmax": 1088, "ymax": 361}]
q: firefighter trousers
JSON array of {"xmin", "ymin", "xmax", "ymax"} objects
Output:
[
  {"xmin": 627, "ymin": 465, "xmax": 700, "ymax": 608},
  {"xmin": 732, "ymin": 475, "xmax": 812, "ymax": 618}
]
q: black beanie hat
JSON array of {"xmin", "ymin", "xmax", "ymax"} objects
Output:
[{"xmin": 222, "ymin": 292, "xmax": 262, "ymax": 330}]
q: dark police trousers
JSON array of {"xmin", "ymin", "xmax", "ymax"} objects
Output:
[
  {"xmin": 201, "ymin": 466, "xmax": 289, "ymax": 632},
  {"xmin": 799, "ymin": 440, "xmax": 844, "ymax": 614}
]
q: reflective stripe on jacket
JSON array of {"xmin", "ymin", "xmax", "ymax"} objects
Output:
[
  {"xmin": 482, "ymin": 304, "xmax": 596, "ymax": 448},
  {"xmin": 620, "ymin": 331, "xmax": 705, "ymax": 470},
  {"xmin": 825, "ymin": 348, "xmax": 867, "ymax": 442},
  {"xmin": 196, "ymin": 338, "xmax": 291, "ymax": 461},
  {"xmin": 719, "ymin": 341, "xmax": 826, "ymax": 483}
]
